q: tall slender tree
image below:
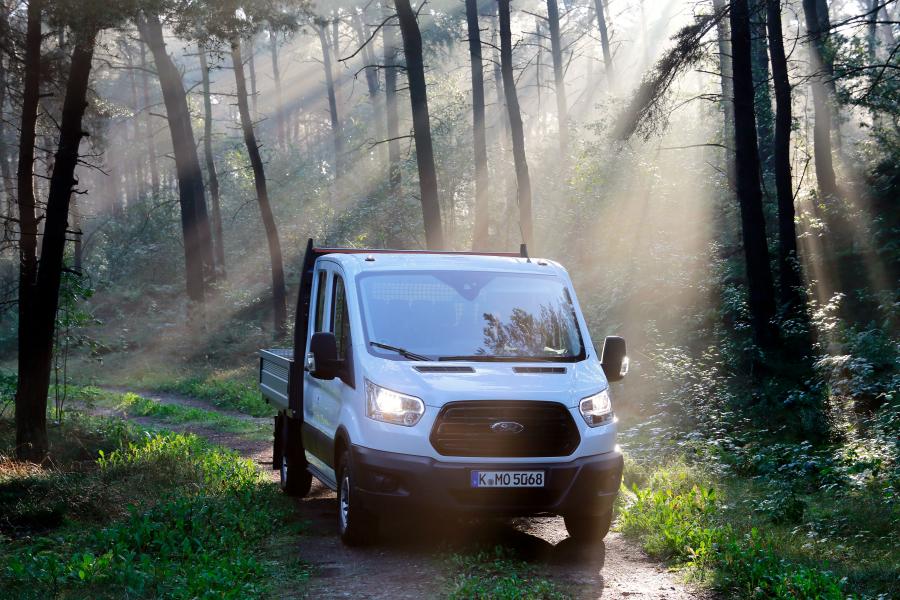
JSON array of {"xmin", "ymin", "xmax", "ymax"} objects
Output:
[
  {"xmin": 802, "ymin": 0, "xmax": 838, "ymax": 198},
  {"xmin": 467, "ymin": 0, "xmax": 490, "ymax": 250},
  {"xmin": 15, "ymin": 0, "xmax": 44, "ymax": 461},
  {"xmin": 139, "ymin": 40, "xmax": 160, "ymax": 195},
  {"xmin": 593, "ymin": 0, "xmax": 614, "ymax": 88},
  {"xmin": 499, "ymin": 0, "xmax": 535, "ymax": 251},
  {"xmin": 395, "ymin": 0, "xmax": 445, "ymax": 249},
  {"xmin": 766, "ymin": 0, "xmax": 804, "ymax": 311},
  {"xmin": 269, "ymin": 27, "xmax": 286, "ymax": 148},
  {"xmin": 713, "ymin": 0, "xmax": 736, "ymax": 189},
  {"xmin": 199, "ymin": 46, "xmax": 226, "ymax": 277},
  {"xmin": 751, "ymin": 0, "xmax": 774, "ymax": 172},
  {"xmin": 547, "ymin": 0, "xmax": 569, "ymax": 155},
  {"xmin": 731, "ymin": 0, "xmax": 778, "ymax": 350},
  {"xmin": 138, "ymin": 12, "xmax": 216, "ymax": 305},
  {"xmin": 317, "ymin": 20, "xmax": 343, "ymax": 174},
  {"xmin": 231, "ymin": 40, "xmax": 288, "ymax": 336},
  {"xmin": 383, "ymin": 4, "xmax": 401, "ymax": 199}
]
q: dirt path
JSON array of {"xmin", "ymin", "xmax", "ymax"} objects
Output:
[{"xmin": 95, "ymin": 387, "xmax": 709, "ymax": 599}]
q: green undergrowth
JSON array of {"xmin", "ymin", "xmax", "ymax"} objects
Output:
[
  {"xmin": 64, "ymin": 384, "xmax": 267, "ymax": 439},
  {"xmin": 617, "ymin": 457, "xmax": 899, "ymax": 599},
  {"xmin": 0, "ymin": 415, "xmax": 307, "ymax": 598},
  {"xmin": 146, "ymin": 370, "xmax": 273, "ymax": 418},
  {"xmin": 447, "ymin": 546, "xmax": 566, "ymax": 600}
]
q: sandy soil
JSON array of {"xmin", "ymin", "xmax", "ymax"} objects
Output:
[{"xmin": 94, "ymin": 388, "xmax": 711, "ymax": 599}]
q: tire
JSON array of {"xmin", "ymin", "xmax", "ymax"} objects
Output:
[
  {"xmin": 278, "ymin": 414, "xmax": 312, "ymax": 497},
  {"xmin": 564, "ymin": 510, "xmax": 613, "ymax": 541},
  {"xmin": 336, "ymin": 449, "xmax": 378, "ymax": 546}
]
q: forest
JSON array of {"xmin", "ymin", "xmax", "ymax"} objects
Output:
[{"xmin": 0, "ymin": 0, "xmax": 897, "ymax": 598}]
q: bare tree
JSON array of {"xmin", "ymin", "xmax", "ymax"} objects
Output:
[
  {"xmin": 383, "ymin": 4, "xmax": 402, "ymax": 199},
  {"xmin": 231, "ymin": 40, "xmax": 288, "ymax": 336},
  {"xmin": 731, "ymin": 0, "xmax": 778, "ymax": 350},
  {"xmin": 499, "ymin": 0, "xmax": 535, "ymax": 251},
  {"xmin": 395, "ymin": 0, "xmax": 445, "ymax": 249},
  {"xmin": 317, "ymin": 20, "xmax": 343, "ymax": 175},
  {"xmin": 547, "ymin": 0, "xmax": 569, "ymax": 155},
  {"xmin": 593, "ymin": 0, "xmax": 614, "ymax": 88},
  {"xmin": 802, "ymin": 0, "xmax": 837, "ymax": 198},
  {"xmin": 199, "ymin": 46, "xmax": 226, "ymax": 278},
  {"xmin": 467, "ymin": 0, "xmax": 490, "ymax": 250}
]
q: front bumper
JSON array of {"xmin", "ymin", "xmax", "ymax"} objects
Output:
[{"xmin": 350, "ymin": 444, "xmax": 623, "ymax": 518}]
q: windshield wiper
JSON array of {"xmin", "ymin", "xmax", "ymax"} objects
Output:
[{"xmin": 370, "ymin": 341, "xmax": 431, "ymax": 361}]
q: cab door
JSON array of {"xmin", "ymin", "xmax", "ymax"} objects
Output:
[{"xmin": 303, "ymin": 262, "xmax": 355, "ymax": 484}]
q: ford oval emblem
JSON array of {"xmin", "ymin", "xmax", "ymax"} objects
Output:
[{"xmin": 490, "ymin": 421, "xmax": 524, "ymax": 434}]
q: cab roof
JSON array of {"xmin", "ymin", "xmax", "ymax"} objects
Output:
[{"xmin": 314, "ymin": 248, "xmax": 567, "ymax": 277}]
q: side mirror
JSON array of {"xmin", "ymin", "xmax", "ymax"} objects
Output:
[
  {"xmin": 307, "ymin": 332, "xmax": 339, "ymax": 380},
  {"xmin": 601, "ymin": 336, "xmax": 628, "ymax": 382}
]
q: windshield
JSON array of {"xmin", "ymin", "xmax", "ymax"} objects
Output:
[{"xmin": 357, "ymin": 271, "xmax": 585, "ymax": 361}]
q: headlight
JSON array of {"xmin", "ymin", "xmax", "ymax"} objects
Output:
[
  {"xmin": 579, "ymin": 389, "xmax": 612, "ymax": 427},
  {"xmin": 365, "ymin": 380, "xmax": 425, "ymax": 426}
]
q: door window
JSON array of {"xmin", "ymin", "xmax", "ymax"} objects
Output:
[
  {"xmin": 314, "ymin": 270, "xmax": 328, "ymax": 332},
  {"xmin": 331, "ymin": 275, "xmax": 350, "ymax": 359}
]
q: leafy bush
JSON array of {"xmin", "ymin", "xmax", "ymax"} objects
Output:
[
  {"xmin": 617, "ymin": 464, "xmax": 850, "ymax": 599},
  {"xmin": 114, "ymin": 392, "xmax": 265, "ymax": 436},
  {"xmin": 1, "ymin": 429, "xmax": 303, "ymax": 599},
  {"xmin": 154, "ymin": 375, "xmax": 273, "ymax": 418}
]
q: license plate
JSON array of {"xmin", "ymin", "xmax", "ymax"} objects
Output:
[{"xmin": 470, "ymin": 470, "xmax": 545, "ymax": 488}]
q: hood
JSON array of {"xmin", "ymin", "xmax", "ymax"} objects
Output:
[{"xmin": 361, "ymin": 358, "xmax": 608, "ymax": 408}]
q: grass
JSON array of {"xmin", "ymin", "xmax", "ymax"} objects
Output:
[
  {"xmin": 150, "ymin": 372, "xmax": 274, "ymax": 418},
  {"xmin": 616, "ymin": 456, "xmax": 899, "ymax": 599},
  {"xmin": 0, "ymin": 414, "xmax": 307, "ymax": 599},
  {"xmin": 447, "ymin": 547, "xmax": 566, "ymax": 600},
  {"xmin": 62, "ymin": 385, "xmax": 269, "ymax": 440}
]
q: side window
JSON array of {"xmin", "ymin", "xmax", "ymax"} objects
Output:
[
  {"xmin": 314, "ymin": 270, "xmax": 328, "ymax": 332},
  {"xmin": 331, "ymin": 275, "xmax": 350, "ymax": 359}
]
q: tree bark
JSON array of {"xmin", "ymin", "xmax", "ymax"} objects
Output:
[
  {"xmin": 0, "ymin": 53, "xmax": 14, "ymax": 206},
  {"xmin": 351, "ymin": 9, "xmax": 379, "ymax": 99},
  {"xmin": 15, "ymin": 0, "xmax": 45, "ymax": 461},
  {"xmin": 593, "ymin": 0, "xmax": 614, "ymax": 88},
  {"xmin": 246, "ymin": 36, "xmax": 258, "ymax": 119},
  {"xmin": 802, "ymin": 0, "xmax": 837, "ymax": 198},
  {"xmin": 766, "ymin": 0, "xmax": 804, "ymax": 311},
  {"xmin": 383, "ymin": 4, "xmax": 402, "ymax": 199},
  {"xmin": 269, "ymin": 26, "xmax": 286, "ymax": 149},
  {"xmin": 751, "ymin": 0, "xmax": 774, "ymax": 172},
  {"xmin": 138, "ymin": 13, "xmax": 215, "ymax": 305},
  {"xmin": 713, "ymin": 0, "xmax": 736, "ymax": 190},
  {"xmin": 231, "ymin": 40, "xmax": 287, "ymax": 337},
  {"xmin": 467, "ymin": 0, "xmax": 490, "ymax": 250},
  {"xmin": 199, "ymin": 47, "xmax": 226, "ymax": 278},
  {"xmin": 547, "ymin": 0, "xmax": 569, "ymax": 156},
  {"xmin": 317, "ymin": 22, "xmax": 343, "ymax": 175},
  {"xmin": 18, "ymin": 30, "xmax": 97, "ymax": 462},
  {"xmin": 731, "ymin": 0, "xmax": 778, "ymax": 350},
  {"xmin": 395, "ymin": 0, "xmax": 446, "ymax": 250},
  {"xmin": 499, "ymin": 0, "xmax": 535, "ymax": 252},
  {"xmin": 139, "ymin": 40, "xmax": 160, "ymax": 195}
]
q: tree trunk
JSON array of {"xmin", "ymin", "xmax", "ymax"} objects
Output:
[
  {"xmin": 499, "ymin": 0, "xmax": 535, "ymax": 252},
  {"xmin": 269, "ymin": 27, "xmax": 286, "ymax": 149},
  {"xmin": 867, "ymin": 0, "xmax": 878, "ymax": 61},
  {"xmin": 383, "ymin": 4, "xmax": 401, "ymax": 199},
  {"xmin": 15, "ymin": 0, "xmax": 45, "ymax": 461},
  {"xmin": 18, "ymin": 31, "xmax": 97, "ymax": 462},
  {"xmin": 730, "ymin": 0, "xmax": 778, "ymax": 350},
  {"xmin": 0, "ymin": 53, "xmax": 14, "ymax": 206},
  {"xmin": 139, "ymin": 40, "xmax": 160, "ymax": 195},
  {"xmin": 138, "ymin": 13, "xmax": 215, "ymax": 305},
  {"xmin": 395, "ymin": 0, "xmax": 446, "ymax": 250},
  {"xmin": 547, "ymin": 0, "xmax": 569, "ymax": 156},
  {"xmin": 231, "ymin": 40, "xmax": 287, "ymax": 337},
  {"xmin": 766, "ymin": 0, "xmax": 804, "ymax": 312},
  {"xmin": 199, "ymin": 47, "xmax": 226, "ymax": 278},
  {"xmin": 751, "ymin": 0, "xmax": 774, "ymax": 173},
  {"xmin": 802, "ymin": 0, "xmax": 837, "ymax": 198},
  {"xmin": 593, "ymin": 0, "xmax": 614, "ymax": 89},
  {"xmin": 246, "ymin": 36, "xmax": 258, "ymax": 119},
  {"xmin": 72, "ymin": 197, "xmax": 83, "ymax": 272},
  {"xmin": 124, "ymin": 40, "xmax": 145, "ymax": 201},
  {"xmin": 467, "ymin": 0, "xmax": 490, "ymax": 250},
  {"xmin": 713, "ymin": 0, "xmax": 736, "ymax": 190},
  {"xmin": 351, "ymin": 9, "xmax": 379, "ymax": 99},
  {"xmin": 317, "ymin": 22, "xmax": 343, "ymax": 175}
]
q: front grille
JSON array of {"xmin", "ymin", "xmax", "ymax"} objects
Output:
[{"xmin": 430, "ymin": 401, "xmax": 580, "ymax": 457}]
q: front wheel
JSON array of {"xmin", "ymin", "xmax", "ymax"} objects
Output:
[
  {"xmin": 337, "ymin": 449, "xmax": 378, "ymax": 546},
  {"xmin": 278, "ymin": 414, "xmax": 312, "ymax": 497},
  {"xmin": 564, "ymin": 510, "xmax": 613, "ymax": 541}
]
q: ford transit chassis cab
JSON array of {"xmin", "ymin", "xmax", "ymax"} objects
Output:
[{"xmin": 259, "ymin": 241, "xmax": 628, "ymax": 545}]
